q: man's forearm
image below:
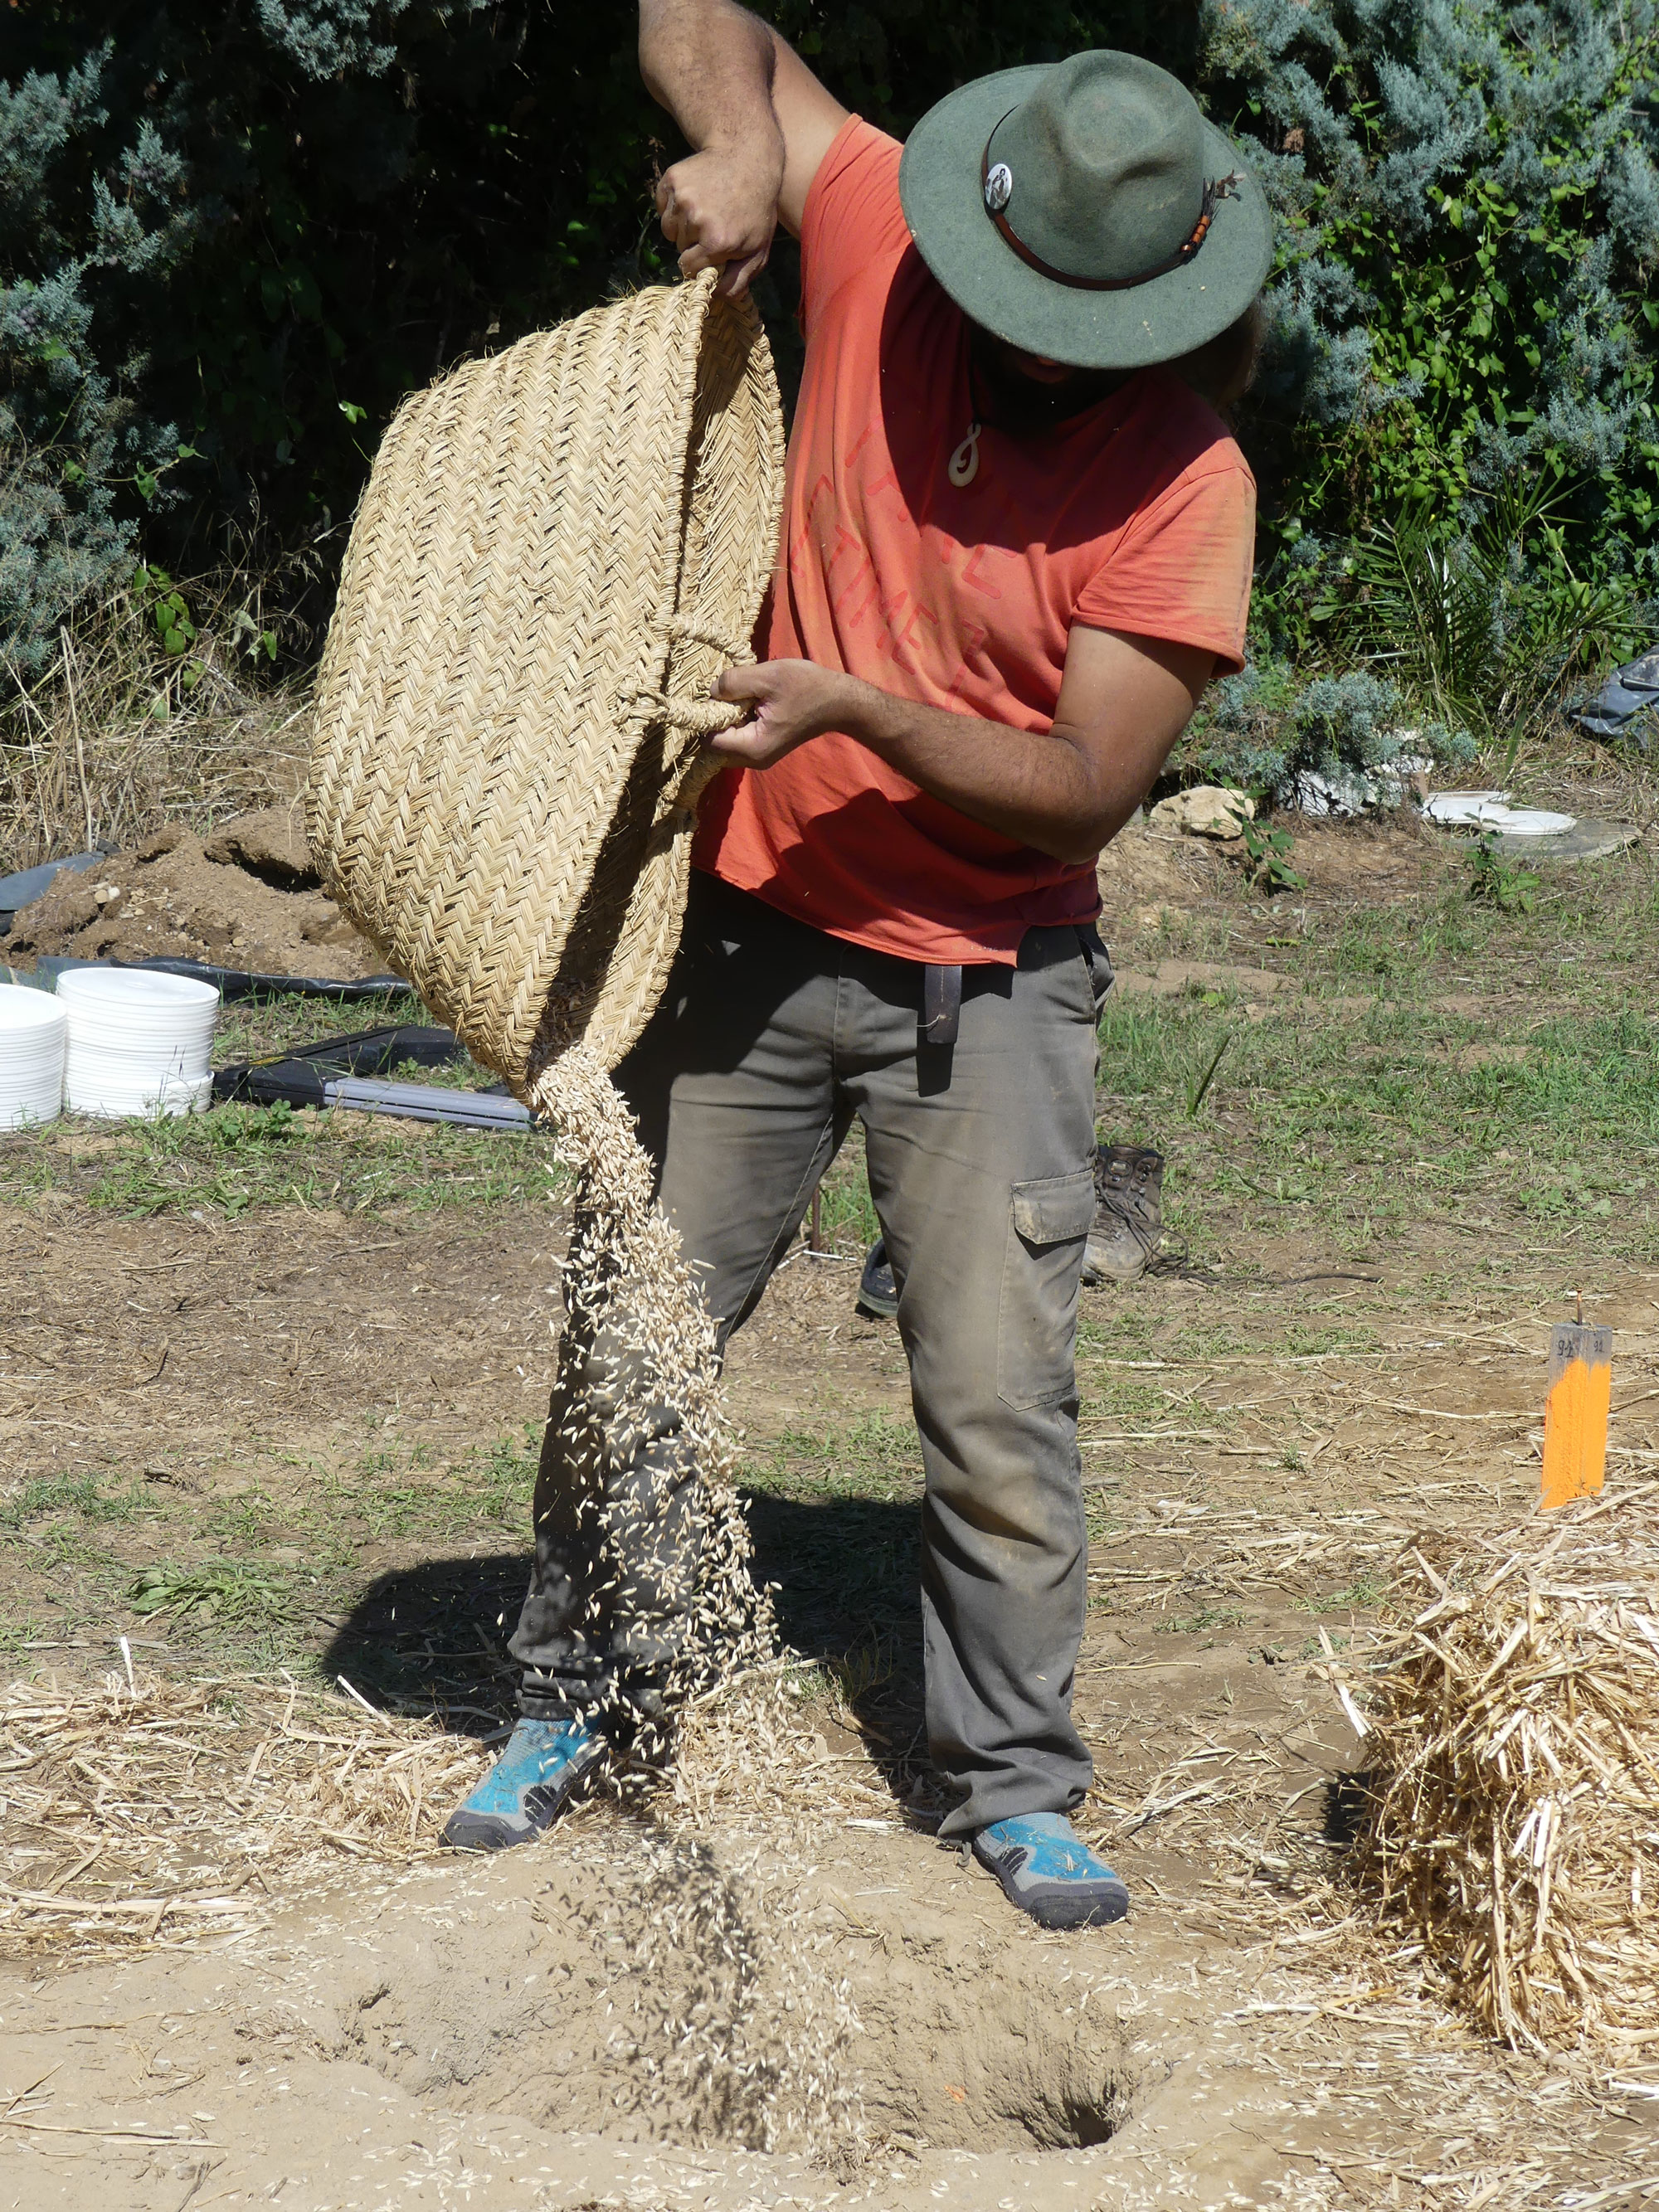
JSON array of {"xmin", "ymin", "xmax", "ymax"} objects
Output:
[
  {"xmin": 640, "ymin": 0, "xmax": 781, "ymax": 158},
  {"xmin": 831, "ymin": 677, "xmax": 1130, "ymax": 865},
  {"xmin": 708, "ymin": 639, "xmax": 1208, "ymax": 861}
]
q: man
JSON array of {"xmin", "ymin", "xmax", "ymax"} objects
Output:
[{"xmin": 445, "ymin": 2, "xmax": 1270, "ymax": 1931}]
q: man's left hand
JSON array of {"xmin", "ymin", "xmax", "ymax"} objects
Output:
[
  {"xmin": 709, "ymin": 659, "xmax": 852, "ymax": 766},
  {"xmin": 656, "ymin": 142, "xmax": 781, "ymax": 299}
]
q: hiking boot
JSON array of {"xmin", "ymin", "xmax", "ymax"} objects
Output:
[
  {"xmin": 971, "ymin": 1812, "xmax": 1130, "ymax": 1929},
  {"xmin": 441, "ymin": 1714, "xmax": 606, "ymax": 1851},
  {"xmin": 856, "ymin": 1237, "xmax": 899, "ymax": 1320},
  {"xmin": 1081, "ymin": 1143, "xmax": 1164, "ymax": 1284}
]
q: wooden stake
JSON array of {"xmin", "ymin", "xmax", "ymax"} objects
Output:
[{"xmin": 1540, "ymin": 1316, "xmax": 1613, "ymax": 1510}]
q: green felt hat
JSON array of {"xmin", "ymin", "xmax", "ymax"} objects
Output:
[{"xmin": 898, "ymin": 51, "xmax": 1274, "ymax": 372}]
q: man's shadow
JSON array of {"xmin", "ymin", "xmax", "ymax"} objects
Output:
[{"xmin": 319, "ymin": 1490, "xmax": 926, "ymax": 1795}]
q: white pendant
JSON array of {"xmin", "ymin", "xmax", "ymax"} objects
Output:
[{"xmin": 948, "ymin": 421, "xmax": 982, "ymax": 488}]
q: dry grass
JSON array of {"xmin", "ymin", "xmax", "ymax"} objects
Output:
[
  {"xmin": 1, "ymin": 563, "xmax": 314, "ymax": 876},
  {"xmin": 0, "ymin": 1656, "xmax": 492, "ymax": 1958},
  {"xmin": 1337, "ymin": 1480, "xmax": 1659, "ymax": 2050}
]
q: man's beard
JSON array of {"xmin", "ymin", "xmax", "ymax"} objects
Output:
[{"xmin": 966, "ymin": 324, "xmax": 1129, "ymax": 436}]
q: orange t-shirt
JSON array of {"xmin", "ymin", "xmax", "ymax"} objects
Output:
[{"xmin": 693, "ymin": 115, "xmax": 1258, "ymax": 965}]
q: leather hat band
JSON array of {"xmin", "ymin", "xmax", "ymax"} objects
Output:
[{"xmin": 980, "ymin": 129, "xmax": 1240, "ymax": 294}]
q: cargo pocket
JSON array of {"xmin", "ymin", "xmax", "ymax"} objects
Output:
[{"xmin": 997, "ymin": 1168, "xmax": 1097, "ymax": 1410}]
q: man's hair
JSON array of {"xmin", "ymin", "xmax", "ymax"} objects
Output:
[{"xmin": 1168, "ymin": 296, "xmax": 1267, "ymax": 419}]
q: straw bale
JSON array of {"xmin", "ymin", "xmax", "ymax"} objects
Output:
[{"xmin": 1335, "ymin": 1483, "xmax": 1659, "ymax": 2049}]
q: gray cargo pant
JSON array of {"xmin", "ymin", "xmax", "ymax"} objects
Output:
[{"xmin": 509, "ymin": 873, "xmax": 1109, "ymax": 1836}]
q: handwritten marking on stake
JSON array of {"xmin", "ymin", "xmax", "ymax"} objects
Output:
[{"xmin": 1540, "ymin": 1321, "xmax": 1612, "ymax": 1509}]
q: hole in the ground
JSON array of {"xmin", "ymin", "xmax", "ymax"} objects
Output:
[{"xmin": 321, "ymin": 1820, "xmax": 1139, "ymax": 2161}]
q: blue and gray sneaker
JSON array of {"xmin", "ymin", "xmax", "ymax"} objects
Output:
[
  {"xmin": 971, "ymin": 1813, "xmax": 1130, "ymax": 1930},
  {"xmin": 441, "ymin": 1716, "xmax": 606, "ymax": 1851}
]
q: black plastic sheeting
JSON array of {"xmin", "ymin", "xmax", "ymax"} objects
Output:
[
  {"xmin": 1572, "ymin": 649, "xmax": 1659, "ymax": 749},
  {"xmin": 213, "ymin": 1023, "xmax": 469, "ymax": 1108},
  {"xmin": 130, "ymin": 957, "xmax": 407, "ymax": 1001},
  {"xmin": 212, "ymin": 1023, "xmax": 541, "ymax": 1130}
]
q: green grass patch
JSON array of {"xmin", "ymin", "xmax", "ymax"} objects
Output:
[
  {"xmin": 1296, "ymin": 1571, "xmax": 1390, "ymax": 1616},
  {"xmin": 212, "ymin": 989, "xmax": 431, "ymax": 1065},
  {"xmin": 0, "ymin": 1099, "xmax": 564, "ymax": 1220},
  {"xmin": 1153, "ymin": 1604, "xmax": 1246, "ymax": 1636},
  {"xmin": 746, "ymin": 1411, "xmax": 922, "ymax": 1503},
  {"xmin": 1096, "ymin": 974, "xmax": 1659, "ymax": 1251},
  {"xmin": 129, "ymin": 1558, "xmax": 298, "ymax": 1625},
  {"xmin": 0, "ymin": 1469, "xmax": 145, "ymax": 1529}
]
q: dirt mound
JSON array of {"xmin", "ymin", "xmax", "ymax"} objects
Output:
[
  {"xmin": 6, "ymin": 805, "xmax": 382, "ymax": 980},
  {"xmin": 1095, "ymin": 818, "xmax": 1224, "ymax": 931},
  {"xmin": 200, "ymin": 804, "xmax": 316, "ymax": 888}
]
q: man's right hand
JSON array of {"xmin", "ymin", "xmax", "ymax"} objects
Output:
[{"xmin": 655, "ymin": 139, "xmax": 783, "ymax": 299}]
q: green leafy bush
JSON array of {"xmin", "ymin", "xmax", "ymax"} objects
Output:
[
  {"xmin": 1178, "ymin": 659, "xmax": 1476, "ymax": 799},
  {"xmin": 4, "ymin": 3, "xmax": 652, "ymax": 668},
  {"xmin": 1213, "ymin": 0, "xmax": 1659, "ymax": 741}
]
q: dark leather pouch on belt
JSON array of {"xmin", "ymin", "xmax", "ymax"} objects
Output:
[{"xmin": 922, "ymin": 963, "xmax": 962, "ymax": 1048}]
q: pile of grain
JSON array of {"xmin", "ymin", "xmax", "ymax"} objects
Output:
[{"xmin": 1339, "ymin": 1483, "xmax": 1659, "ymax": 2049}]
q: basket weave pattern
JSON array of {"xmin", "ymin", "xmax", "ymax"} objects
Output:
[{"xmin": 307, "ymin": 274, "xmax": 784, "ymax": 1082}]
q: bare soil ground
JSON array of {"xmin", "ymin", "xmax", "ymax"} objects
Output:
[{"xmin": 2, "ymin": 776, "xmax": 1658, "ymax": 2209}]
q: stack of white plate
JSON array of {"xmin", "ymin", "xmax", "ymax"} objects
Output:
[
  {"xmin": 56, "ymin": 969, "xmax": 220, "ymax": 1119},
  {"xmin": 0, "ymin": 988, "xmax": 69, "ymax": 1129}
]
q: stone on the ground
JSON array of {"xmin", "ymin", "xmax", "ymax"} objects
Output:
[{"xmin": 1148, "ymin": 785, "xmax": 1254, "ymax": 840}]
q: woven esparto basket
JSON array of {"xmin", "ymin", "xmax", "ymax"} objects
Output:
[{"xmin": 306, "ymin": 272, "xmax": 784, "ymax": 1086}]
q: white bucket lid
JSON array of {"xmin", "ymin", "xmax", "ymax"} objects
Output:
[
  {"xmin": 56, "ymin": 967, "xmax": 220, "ymax": 1011},
  {"xmin": 1423, "ymin": 793, "xmax": 1577, "ymax": 836},
  {"xmin": 0, "ymin": 987, "xmax": 70, "ymax": 1040},
  {"xmin": 65, "ymin": 1068, "xmax": 213, "ymax": 1120}
]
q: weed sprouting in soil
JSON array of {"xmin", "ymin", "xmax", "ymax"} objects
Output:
[
  {"xmin": 1239, "ymin": 818, "xmax": 1306, "ymax": 894},
  {"xmin": 1467, "ymin": 832, "xmax": 1541, "ymax": 913},
  {"xmin": 129, "ymin": 1558, "xmax": 296, "ymax": 1624},
  {"xmin": 1184, "ymin": 1029, "xmax": 1233, "ymax": 1118}
]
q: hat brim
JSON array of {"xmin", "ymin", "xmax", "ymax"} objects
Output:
[{"xmin": 898, "ymin": 66, "xmax": 1276, "ymax": 372}]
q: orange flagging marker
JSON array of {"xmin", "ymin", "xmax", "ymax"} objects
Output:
[{"xmin": 1540, "ymin": 1314, "xmax": 1613, "ymax": 1510}]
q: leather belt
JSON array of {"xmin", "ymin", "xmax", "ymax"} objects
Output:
[{"xmin": 922, "ymin": 963, "xmax": 962, "ymax": 1048}]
